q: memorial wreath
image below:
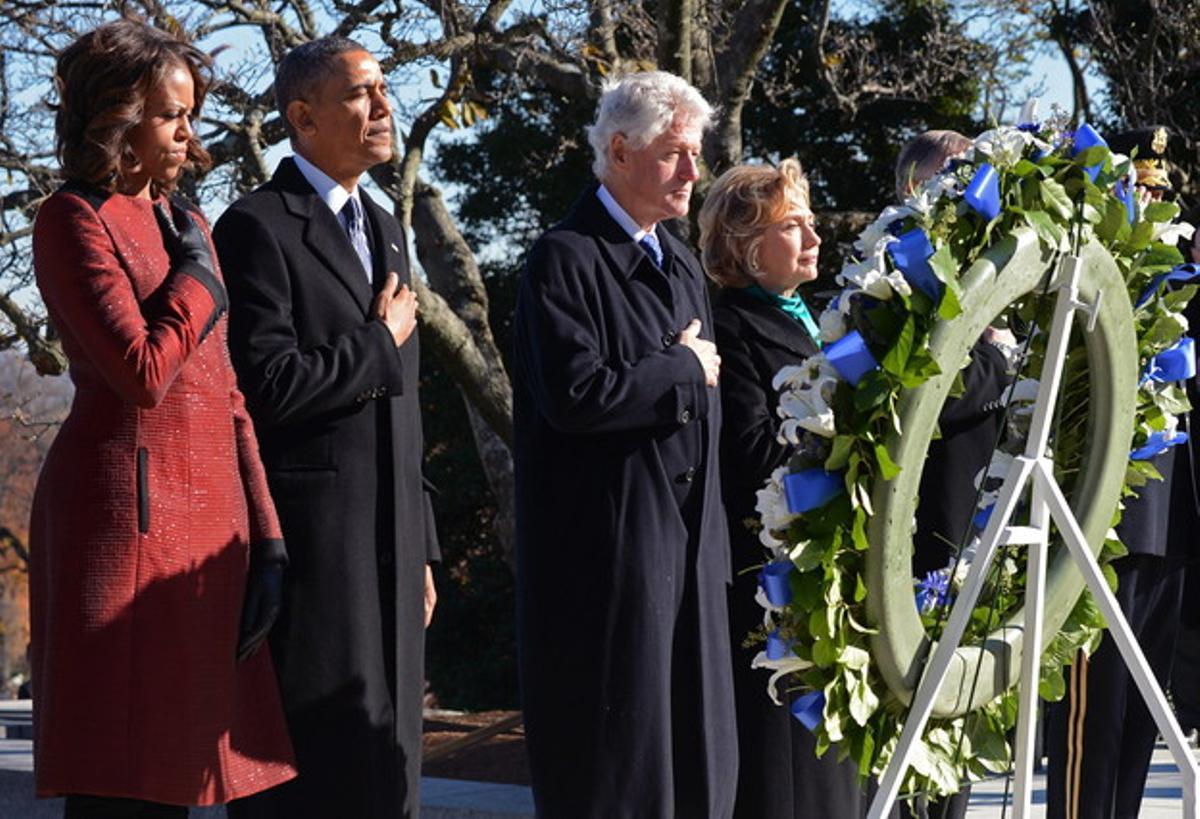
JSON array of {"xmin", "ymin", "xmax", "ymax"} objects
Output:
[{"xmin": 750, "ymin": 105, "xmax": 1197, "ymax": 798}]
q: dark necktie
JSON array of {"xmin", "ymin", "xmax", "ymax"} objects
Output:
[
  {"xmin": 341, "ymin": 196, "xmax": 372, "ymax": 280},
  {"xmin": 639, "ymin": 231, "xmax": 663, "ymax": 269}
]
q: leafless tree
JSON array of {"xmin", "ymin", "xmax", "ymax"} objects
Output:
[{"xmin": 0, "ymin": 0, "xmax": 1027, "ymax": 569}]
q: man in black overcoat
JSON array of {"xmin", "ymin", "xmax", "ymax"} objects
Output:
[
  {"xmin": 512, "ymin": 71, "xmax": 737, "ymax": 818},
  {"xmin": 214, "ymin": 37, "xmax": 439, "ymax": 818}
]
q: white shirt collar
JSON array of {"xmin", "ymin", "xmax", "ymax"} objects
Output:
[
  {"xmin": 596, "ymin": 184, "xmax": 656, "ymax": 243},
  {"xmin": 292, "ymin": 152, "xmax": 360, "ymax": 217}
]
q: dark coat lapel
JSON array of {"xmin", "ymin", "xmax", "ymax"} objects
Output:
[
  {"xmin": 717, "ymin": 286, "xmax": 820, "ymax": 359},
  {"xmin": 273, "ymin": 157, "xmax": 373, "ymax": 314},
  {"xmin": 563, "ymin": 184, "xmax": 668, "ymax": 282},
  {"xmin": 361, "ymin": 188, "xmax": 410, "ymax": 288}
]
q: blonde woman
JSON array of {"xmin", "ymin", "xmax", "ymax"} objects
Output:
[{"xmin": 700, "ymin": 160, "xmax": 871, "ymax": 818}]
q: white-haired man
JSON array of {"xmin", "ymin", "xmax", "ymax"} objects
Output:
[{"xmin": 512, "ymin": 71, "xmax": 736, "ymax": 817}]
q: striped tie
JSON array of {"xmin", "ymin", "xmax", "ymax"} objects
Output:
[{"xmin": 341, "ymin": 196, "xmax": 373, "ymax": 280}]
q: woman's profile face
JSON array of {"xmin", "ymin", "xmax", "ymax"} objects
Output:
[
  {"xmin": 124, "ymin": 62, "xmax": 195, "ymax": 198},
  {"xmin": 754, "ymin": 201, "xmax": 821, "ymax": 296}
]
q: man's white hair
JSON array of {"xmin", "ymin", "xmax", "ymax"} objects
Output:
[{"xmin": 586, "ymin": 71, "xmax": 715, "ymax": 180}]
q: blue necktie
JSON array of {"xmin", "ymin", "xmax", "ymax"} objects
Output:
[
  {"xmin": 341, "ymin": 196, "xmax": 373, "ymax": 280},
  {"xmin": 639, "ymin": 232, "xmax": 663, "ymax": 268}
]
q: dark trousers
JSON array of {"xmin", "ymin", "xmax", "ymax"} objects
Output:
[
  {"xmin": 64, "ymin": 796, "xmax": 187, "ymax": 819},
  {"xmin": 1046, "ymin": 553, "xmax": 1185, "ymax": 819}
]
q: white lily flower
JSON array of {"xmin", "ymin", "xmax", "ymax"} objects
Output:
[
  {"xmin": 775, "ymin": 355, "xmax": 840, "ymax": 439},
  {"xmin": 854, "ymin": 205, "xmax": 911, "ymax": 254},
  {"xmin": 818, "ymin": 306, "xmax": 848, "ymax": 344},
  {"xmin": 839, "ymin": 255, "xmax": 911, "ymax": 300},
  {"xmin": 755, "ymin": 466, "xmax": 798, "ymax": 552},
  {"xmin": 751, "ymin": 651, "xmax": 814, "ymax": 706},
  {"xmin": 974, "ymin": 126, "xmax": 1049, "ymax": 168},
  {"xmin": 1153, "ymin": 220, "xmax": 1195, "ymax": 245}
]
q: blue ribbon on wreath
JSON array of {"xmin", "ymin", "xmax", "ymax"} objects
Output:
[
  {"xmin": 1130, "ymin": 430, "xmax": 1190, "ymax": 461},
  {"xmin": 1114, "ymin": 176, "xmax": 1137, "ymax": 224},
  {"xmin": 765, "ymin": 629, "xmax": 797, "ymax": 661},
  {"xmin": 783, "ymin": 468, "xmax": 846, "ymax": 514},
  {"xmin": 888, "ymin": 228, "xmax": 943, "ymax": 300},
  {"xmin": 825, "ymin": 330, "xmax": 880, "ymax": 386},
  {"xmin": 1135, "ymin": 263, "xmax": 1200, "ymax": 309},
  {"xmin": 1072, "ymin": 123, "xmax": 1108, "ymax": 181},
  {"xmin": 1142, "ymin": 337, "xmax": 1196, "ymax": 385},
  {"xmin": 972, "ymin": 502, "xmax": 996, "ymax": 531},
  {"xmin": 759, "ymin": 561, "xmax": 794, "ymax": 607},
  {"xmin": 964, "ymin": 163, "xmax": 1002, "ymax": 222},
  {"xmin": 790, "ymin": 690, "xmax": 825, "ymax": 733}
]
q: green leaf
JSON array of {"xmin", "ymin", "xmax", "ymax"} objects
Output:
[
  {"xmin": 793, "ymin": 538, "xmax": 826, "ymax": 572},
  {"xmin": 1039, "ymin": 666, "xmax": 1066, "ymax": 701},
  {"xmin": 1040, "ymin": 178, "xmax": 1075, "ymax": 220},
  {"xmin": 794, "ymin": 569, "xmax": 824, "ymax": 609},
  {"xmin": 928, "ymin": 244, "xmax": 959, "ymax": 285},
  {"xmin": 881, "ymin": 316, "xmax": 915, "ymax": 376},
  {"xmin": 825, "ymin": 435, "xmax": 856, "ymax": 471},
  {"xmin": 851, "ymin": 507, "xmax": 869, "ymax": 551},
  {"xmin": 810, "ymin": 607, "xmax": 831, "ymax": 640},
  {"xmin": 937, "ymin": 279, "xmax": 963, "ymax": 320},
  {"xmin": 857, "ymin": 731, "xmax": 876, "ymax": 778},
  {"xmin": 812, "ymin": 637, "xmax": 838, "ymax": 668},
  {"xmin": 852, "ymin": 371, "xmax": 891, "ymax": 412},
  {"xmin": 1012, "ymin": 159, "xmax": 1041, "ymax": 177},
  {"xmin": 1024, "ymin": 209, "xmax": 1065, "ymax": 249},
  {"xmin": 1144, "ymin": 201, "xmax": 1180, "ymax": 223},
  {"xmin": 854, "ymin": 572, "xmax": 867, "ymax": 602},
  {"xmin": 1074, "ymin": 145, "xmax": 1110, "ymax": 168},
  {"xmin": 874, "ymin": 442, "xmax": 901, "ymax": 480},
  {"xmin": 1097, "ymin": 196, "xmax": 1129, "ymax": 243},
  {"xmin": 1129, "ymin": 220, "xmax": 1155, "ymax": 251}
]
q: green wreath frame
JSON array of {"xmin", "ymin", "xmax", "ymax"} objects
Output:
[
  {"xmin": 866, "ymin": 228, "xmax": 1137, "ymax": 716},
  {"xmin": 754, "ymin": 114, "xmax": 1195, "ymax": 796}
]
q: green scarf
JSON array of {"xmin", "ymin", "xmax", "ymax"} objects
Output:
[{"xmin": 746, "ymin": 284, "xmax": 821, "ymax": 346}]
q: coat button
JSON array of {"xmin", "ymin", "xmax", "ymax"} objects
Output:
[
  {"xmin": 662, "ymin": 332, "xmax": 675, "ymax": 348},
  {"xmin": 679, "ymin": 408, "xmax": 692, "ymax": 424},
  {"xmin": 678, "ymin": 467, "xmax": 697, "ymax": 484}
]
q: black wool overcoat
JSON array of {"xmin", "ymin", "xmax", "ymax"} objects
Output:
[
  {"xmin": 913, "ymin": 342, "xmax": 1010, "ymax": 575},
  {"xmin": 213, "ymin": 157, "xmax": 438, "ymax": 819},
  {"xmin": 713, "ymin": 287, "xmax": 871, "ymax": 819},
  {"xmin": 513, "ymin": 186, "xmax": 738, "ymax": 819}
]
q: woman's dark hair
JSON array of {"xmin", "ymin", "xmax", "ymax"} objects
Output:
[{"xmin": 54, "ymin": 18, "xmax": 213, "ymax": 195}]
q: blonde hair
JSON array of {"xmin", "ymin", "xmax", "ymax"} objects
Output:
[
  {"xmin": 894, "ymin": 130, "xmax": 972, "ymax": 199},
  {"xmin": 698, "ymin": 158, "xmax": 811, "ymax": 289}
]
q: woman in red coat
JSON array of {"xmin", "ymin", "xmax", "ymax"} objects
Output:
[{"xmin": 29, "ymin": 20, "xmax": 296, "ymax": 817}]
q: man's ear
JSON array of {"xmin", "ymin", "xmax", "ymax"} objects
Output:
[
  {"xmin": 287, "ymin": 99, "xmax": 316, "ymax": 138},
  {"xmin": 609, "ymin": 133, "xmax": 629, "ymax": 170}
]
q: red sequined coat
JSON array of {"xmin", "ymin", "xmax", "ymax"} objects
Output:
[{"xmin": 29, "ymin": 184, "xmax": 297, "ymax": 805}]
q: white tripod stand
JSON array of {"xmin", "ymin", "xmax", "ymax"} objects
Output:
[{"xmin": 867, "ymin": 254, "xmax": 1200, "ymax": 818}]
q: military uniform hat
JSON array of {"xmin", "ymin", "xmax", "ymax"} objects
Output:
[{"xmin": 1109, "ymin": 126, "xmax": 1174, "ymax": 190}]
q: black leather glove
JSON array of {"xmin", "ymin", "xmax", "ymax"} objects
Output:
[
  {"xmin": 236, "ymin": 557, "xmax": 284, "ymax": 663},
  {"xmin": 154, "ymin": 200, "xmax": 216, "ymax": 279}
]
